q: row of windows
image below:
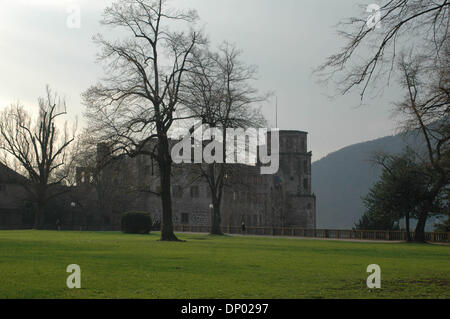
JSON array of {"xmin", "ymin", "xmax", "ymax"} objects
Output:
[
  {"xmin": 227, "ymin": 174, "xmax": 267, "ymax": 186},
  {"xmin": 172, "ymin": 185, "xmax": 211, "ymax": 199},
  {"xmin": 228, "ymin": 191, "xmax": 266, "ymax": 204},
  {"xmin": 173, "ymin": 180, "xmax": 310, "ymax": 201}
]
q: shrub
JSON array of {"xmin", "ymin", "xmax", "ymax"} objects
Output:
[{"xmin": 121, "ymin": 211, "xmax": 152, "ymax": 234}]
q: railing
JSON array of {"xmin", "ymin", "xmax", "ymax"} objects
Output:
[
  {"xmin": 173, "ymin": 225, "xmax": 450, "ymax": 243},
  {"xmin": 0, "ymin": 225, "xmax": 34, "ymax": 231},
  {"xmin": 0, "ymin": 224, "xmax": 121, "ymax": 232},
  {"xmin": 1, "ymin": 224, "xmax": 448, "ymax": 243}
]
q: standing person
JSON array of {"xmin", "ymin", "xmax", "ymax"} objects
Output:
[
  {"xmin": 56, "ymin": 219, "xmax": 61, "ymax": 231},
  {"xmin": 241, "ymin": 221, "xmax": 246, "ymax": 235}
]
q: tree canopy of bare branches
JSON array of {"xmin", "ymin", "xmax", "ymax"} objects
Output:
[
  {"xmin": 182, "ymin": 42, "xmax": 267, "ymax": 130},
  {"xmin": 317, "ymin": 0, "xmax": 449, "ymax": 99},
  {"xmin": 83, "ymin": 0, "xmax": 204, "ymax": 241},
  {"xmin": 0, "ymin": 86, "xmax": 76, "ymax": 228}
]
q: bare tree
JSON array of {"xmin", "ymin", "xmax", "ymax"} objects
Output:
[
  {"xmin": 180, "ymin": 43, "xmax": 268, "ymax": 235},
  {"xmin": 317, "ymin": 0, "xmax": 449, "ymax": 99},
  {"xmin": 317, "ymin": 1, "xmax": 449, "ymax": 241},
  {"xmin": 0, "ymin": 86, "xmax": 76, "ymax": 228},
  {"xmin": 83, "ymin": 0, "xmax": 203, "ymax": 241},
  {"xmin": 393, "ymin": 50, "xmax": 449, "ymax": 242}
]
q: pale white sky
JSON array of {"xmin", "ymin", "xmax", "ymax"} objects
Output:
[{"xmin": 0, "ymin": 0, "xmax": 401, "ymax": 161}]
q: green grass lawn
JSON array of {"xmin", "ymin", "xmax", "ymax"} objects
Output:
[{"xmin": 0, "ymin": 230, "xmax": 448, "ymax": 299}]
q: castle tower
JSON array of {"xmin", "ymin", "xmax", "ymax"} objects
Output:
[{"xmin": 267, "ymin": 131, "xmax": 316, "ymax": 228}]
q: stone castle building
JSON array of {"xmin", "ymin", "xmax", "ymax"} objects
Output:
[
  {"xmin": 0, "ymin": 163, "xmax": 31, "ymax": 227},
  {"xmin": 75, "ymin": 130, "xmax": 316, "ymax": 230}
]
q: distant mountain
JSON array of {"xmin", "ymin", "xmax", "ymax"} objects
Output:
[{"xmin": 312, "ymin": 132, "xmax": 424, "ymax": 230}]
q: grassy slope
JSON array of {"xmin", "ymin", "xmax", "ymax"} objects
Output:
[{"xmin": 0, "ymin": 230, "xmax": 448, "ymax": 299}]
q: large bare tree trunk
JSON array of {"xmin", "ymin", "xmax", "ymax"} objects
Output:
[
  {"xmin": 207, "ymin": 162, "xmax": 224, "ymax": 236},
  {"xmin": 157, "ymin": 135, "xmax": 179, "ymax": 241},
  {"xmin": 414, "ymin": 212, "xmax": 428, "ymax": 243},
  {"xmin": 33, "ymin": 185, "xmax": 47, "ymax": 229},
  {"xmin": 34, "ymin": 203, "xmax": 45, "ymax": 230},
  {"xmin": 210, "ymin": 194, "xmax": 223, "ymax": 235},
  {"xmin": 405, "ymin": 213, "xmax": 411, "ymax": 242}
]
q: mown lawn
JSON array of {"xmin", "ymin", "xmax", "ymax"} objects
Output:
[{"xmin": 0, "ymin": 230, "xmax": 448, "ymax": 299}]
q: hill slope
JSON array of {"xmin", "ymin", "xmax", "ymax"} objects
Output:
[{"xmin": 312, "ymin": 133, "xmax": 421, "ymax": 229}]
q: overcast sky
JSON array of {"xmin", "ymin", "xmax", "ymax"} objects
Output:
[{"xmin": 0, "ymin": 0, "xmax": 402, "ymax": 161}]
